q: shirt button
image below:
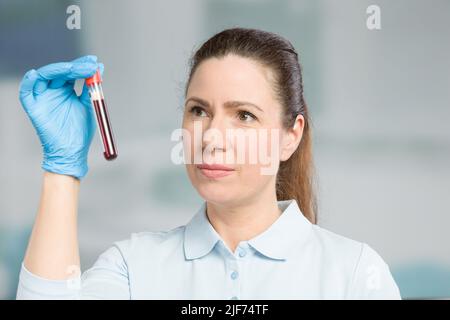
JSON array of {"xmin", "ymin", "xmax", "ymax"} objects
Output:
[
  {"xmin": 230, "ymin": 271, "xmax": 239, "ymax": 280},
  {"xmin": 238, "ymin": 249, "xmax": 247, "ymax": 257},
  {"xmin": 230, "ymin": 296, "xmax": 239, "ymax": 300}
]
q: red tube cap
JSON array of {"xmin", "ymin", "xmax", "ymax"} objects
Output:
[{"xmin": 85, "ymin": 69, "xmax": 102, "ymax": 85}]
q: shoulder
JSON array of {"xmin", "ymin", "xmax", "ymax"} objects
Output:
[
  {"xmin": 310, "ymin": 224, "xmax": 392, "ymax": 273},
  {"xmin": 112, "ymin": 225, "xmax": 187, "ymax": 260},
  {"xmin": 310, "ymin": 224, "xmax": 364, "ymax": 259},
  {"xmin": 307, "ymin": 224, "xmax": 367, "ymax": 276},
  {"xmin": 309, "ymin": 224, "xmax": 401, "ymax": 299}
]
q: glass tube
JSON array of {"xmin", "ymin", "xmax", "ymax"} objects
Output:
[{"xmin": 86, "ymin": 70, "xmax": 118, "ymax": 160}]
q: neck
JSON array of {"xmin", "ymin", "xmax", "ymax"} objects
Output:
[{"xmin": 205, "ymin": 186, "xmax": 282, "ymax": 253}]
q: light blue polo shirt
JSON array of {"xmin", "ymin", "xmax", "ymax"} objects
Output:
[{"xmin": 16, "ymin": 199, "xmax": 401, "ymax": 299}]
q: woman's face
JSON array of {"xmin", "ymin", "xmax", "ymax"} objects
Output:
[{"xmin": 182, "ymin": 54, "xmax": 303, "ymax": 207}]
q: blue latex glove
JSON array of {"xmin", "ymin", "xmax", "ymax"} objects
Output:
[{"xmin": 19, "ymin": 55, "xmax": 104, "ymax": 180}]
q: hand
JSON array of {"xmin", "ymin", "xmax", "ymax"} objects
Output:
[{"xmin": 19, "ymin": 55, "xmax": 104, "ymax": 180}]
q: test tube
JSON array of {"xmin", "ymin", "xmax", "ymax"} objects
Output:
[{"xmin": 85, "ymin": 69, "xmax": 118, "ymax": 160}]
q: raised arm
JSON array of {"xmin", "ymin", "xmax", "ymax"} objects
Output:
[
  {"xmin": 18, "ymin": 56, "xmax": 102, "ymax": 280},
  {"xmin": 24, "ymin": 171, "xmax": 81, "ymax": 279}
]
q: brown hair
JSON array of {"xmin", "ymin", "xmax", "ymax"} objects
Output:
[{"xmin": 185, "ymin": 27, "xmax": 318, "ymax": 224}]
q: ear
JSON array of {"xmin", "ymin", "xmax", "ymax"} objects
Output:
[{"xmin": 280, "ymin": 114, "xmax": 304, "ymax": 161}]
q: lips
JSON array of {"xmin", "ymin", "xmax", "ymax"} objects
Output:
[{"xmin": 196, "ymin": 163, "xmax": 235, "ymax": 179}]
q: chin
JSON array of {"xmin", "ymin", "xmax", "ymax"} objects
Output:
[{"xmin": 195, "ymin": 182, "xmax": 235, "ymax": 204}]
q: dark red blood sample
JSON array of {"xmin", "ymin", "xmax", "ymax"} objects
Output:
[{"xmin": 92, "ymin": 99, "xmax": 118, "ymax": 160}]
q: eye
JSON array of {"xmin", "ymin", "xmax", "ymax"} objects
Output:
[
  {"xmin": 237, "ymin": 110, "xmax": 257, "ymax": 122},
  {"xmin": 189, "ymin": 105, "xmax": 208, "ymax": 117}
]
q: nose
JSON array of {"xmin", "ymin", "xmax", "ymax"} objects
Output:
[{"xmin": 202, "ymin": 113, "xmax": 228, "ymax": 153}]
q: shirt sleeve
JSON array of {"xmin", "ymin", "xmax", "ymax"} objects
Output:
[
  {"xmin": 346, "ymin": 243, "xmax": 401, "ymax": 300},
  {"xmin": 16, "ymin": 245, "xmax": 130, "ymax": 300}
]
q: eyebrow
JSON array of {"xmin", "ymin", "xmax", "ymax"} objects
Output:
[{"xmin": 185, "ymin": 96, "xmax": 264, "ymax": 113}]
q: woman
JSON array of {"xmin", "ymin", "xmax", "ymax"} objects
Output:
[{"xmin": 16, "ymin": 28, "xmax": 400, "ymax": 299}]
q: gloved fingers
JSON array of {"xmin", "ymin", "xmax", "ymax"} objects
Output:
[
  {"xmin": 69, "ymin": 55, "xmax": 99, "ymax": 87},
  {"xmin": 36, "ymin": 60, "xmax": 98, "ymax": 82},
  {"xmin": 36, "ymin": 55, "xmax": 97, "ymax": 80},
  {"xmin": 71, "ymin": 55, "xmax": 97, "ymax": 64},
  {"xmin": 36, "ymin": 62, "xmax": 72, "ymax": 80},
  {"xmin": 67, "ymin": 61, "xmax": 99, "ymax": 80},
  {"xmin": 48, "ymin": 78, "xmax": 67, "ymax": 89},
  {"xmin": 34, "ymin": 78, "xmax": 49, "ymax": 95},
  {"xmin": 19, "ymin": 69, "xmax": 38, "ymax": 107},
  {"xmin": 50, "ymin": 78, "xmax": 79, "ymax": 90},
  {"xmin": 37, "ymin": 55, "xmax": 97, "ymax": 83},
  {"xmin": 19, "ymin": 56, "xmax": 99, "ymax": 103}
]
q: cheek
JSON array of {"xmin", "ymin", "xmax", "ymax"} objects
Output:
[
  {"xmin": 185, "ymin": 163, "xmax": 196, "ymax": 184},
  {"xmin": 234, "ymin": 131, "xmax": 280, "ymax": 188},
  {"xmin": 232, "ymin": 163, "xmax": 276, "ymax": 198},
  {"xmin": 181, "ymin": 122, "xmax": 202, "ymax": 164},
  {"xmin": 236, "ymin": 128, "xmax": 281, "ymax": 172}
]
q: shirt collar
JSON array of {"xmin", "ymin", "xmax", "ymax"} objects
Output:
[{"xmin": 183, "ymin": 199, "xmax": 312, "ymax": 261}]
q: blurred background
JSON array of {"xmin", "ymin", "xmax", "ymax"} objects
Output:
[{"xmin": 1, "ymin": 0, "xmax": 449, "ymax": 299}]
